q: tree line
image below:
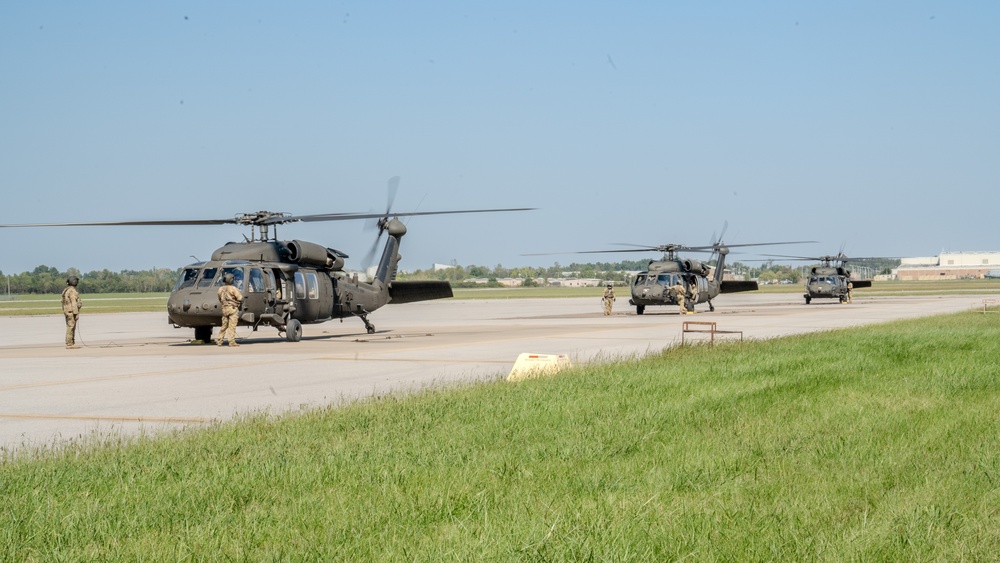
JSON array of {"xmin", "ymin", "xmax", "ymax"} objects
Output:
[{"xmin": 0, "ymin": 266, "xmax": 180, "ymax": 295}]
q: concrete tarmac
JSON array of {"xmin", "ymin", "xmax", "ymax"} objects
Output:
[{"xmin": 1, "ymin": 292, "xmax": 991, "ymax": 455}]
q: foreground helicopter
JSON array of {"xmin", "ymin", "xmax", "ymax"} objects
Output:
[
  {"xmin": 762, "ymin": 252, "xmax": 874, "ymax": 304},
  {"xmin": 529, "ymin": 235, "xmax": 812, "ymax": 314},
  {"xmin": 2, "ymin": 190, "xmax": 532, "ymax": 342}
]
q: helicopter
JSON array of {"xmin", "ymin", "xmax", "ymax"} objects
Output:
[
  {"xmin": 528, "ymin": 235, "xmax": 812, "ymax": 315},
  {"xmin": 760, "ymin": 252, "xmax": 874, "ymax": 304},
  {"xmin": 2, "ymin": 191, "xmax": 533, "ymax": 342}
]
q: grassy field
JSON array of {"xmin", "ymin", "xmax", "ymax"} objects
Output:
[
  {"xmin": 4, "ymin": 310, "xmax": 1000, "ymax": 559},
  {"xmin": 0, "ymin": 293, "xmax": 167, "ymax": 316}
]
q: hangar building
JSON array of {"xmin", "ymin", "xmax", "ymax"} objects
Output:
[{"xmin": 895, "ymin": 251, "xmax": 1000, "ymax": 280}]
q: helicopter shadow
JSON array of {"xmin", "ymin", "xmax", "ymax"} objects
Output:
[{"xmin": 171, "ymin": 329, "xmax": 410, "ymax": 347}]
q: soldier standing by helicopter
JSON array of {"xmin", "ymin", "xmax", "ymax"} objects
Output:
[
  {"xmin": 687, "ymin": 276, "xmax": 700, "ymax": 308},
  {"xmin": 847, "ymin": 280, "xmax": 854, "ymax": 303},
  {"xmin": 602, "ymin": 283, "xmax": 615, "ymax": 315},
  {"xmin": 61, "ymin": 275, "xmax": 82, "ymax": 349},
  {"xmin": 217, "ymin": 273, "xmax": 243, "ymax": 347},
  {"xmin": 669, "ymin": 282, "xmax": 691, "ymax": 315}
]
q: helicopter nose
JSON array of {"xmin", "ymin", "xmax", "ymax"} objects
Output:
[{"xmin": 182, "ymin": 299, "xmax": 191, "ymax": 312}]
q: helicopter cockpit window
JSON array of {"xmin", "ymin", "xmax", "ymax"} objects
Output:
[
  {"xmin": 248, "ymin": 268, "xmax": 266, "ymax": 293},
  {"xmin": 306, "ymin": 272, "xmax": 319, "ymax": 300},
  {"xmin": 173, "ymin": 268, "xmax": 199, "ymax": 292},
  {"xmin": 657, "ymin": 273, "xmax": 672, "ymax": 285},
  {"xmin": 214, "ymin": 267, "xmax": 245, "ymax": 291},
  {"xmin": 294, "ymin": 272, "xmax": 306, "ymax": 300},
  {"xmin": 634, "ymin": 274, "xmax": 648, "ymax": 286},
  {"xmin": 197, "ymin": 267, "xmax": 219, "ymax": 289}
]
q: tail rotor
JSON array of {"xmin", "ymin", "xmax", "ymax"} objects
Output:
[{"xmin": 361, "ymin": 176, "xmax": 401, "ymax": 272}]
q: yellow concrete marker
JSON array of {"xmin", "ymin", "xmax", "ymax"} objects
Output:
[{"xmin": 507, "ymin": 352, "xmax": 572, "ymax": 381}]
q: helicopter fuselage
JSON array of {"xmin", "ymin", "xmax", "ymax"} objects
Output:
[
  {"xmin": 166, "ymin": 220, "xmax": 451, "ymax": 341},
  {"xmin": 630, "ymin": 260, "xmax": 711, "ymax": 311},
  {"xmin": 628, "ymin": 248, "xmax": 758, "ymax": 314},
  {"xmin": 803, "ymin": 266, "xmax": 871, "ymax": 304}
]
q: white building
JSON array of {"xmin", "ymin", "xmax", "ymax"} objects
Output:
[{"xmin": 896, "ymin": 251, "xmax": 1000, "ymax": 280}]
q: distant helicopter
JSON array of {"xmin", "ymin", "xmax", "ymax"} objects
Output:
[
  {"xmin": 1, "ymin": 185, "xmax": 532, "ymax": 342},
  {"xmin": 528, "ymin": 235, "xmax": 812, "ymax": 314},
  {"xmin": 762, "ymin": 252, "xmax": 874, "ymax": 304}
]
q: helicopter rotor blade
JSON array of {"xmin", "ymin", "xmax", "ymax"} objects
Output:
[
  {"xmin": 758, "ymin": 253, "xmax": 823, "ymax": 261},
  {"xmin": 525, "ymin": 239, "xmax": 815, "ymax": 258},
  {"xmin": 685, "ymin": 240, "xmax": 817, "ymax": 251},
  {"xmin": 0, "ymin": 218, "xmax": 239, "ymax": 228},
  {"xmin": 1, "ymin": 206, "xmax": 537, "ymax": 229},
  {"xmin": 294, "ymin": 207, "xmax": 537, "ymax": 223},
  {"xmin": 522, "ymin": 247, "xmax": 661, "ymax": 257},
  {"xmin": 386, "ymin": 176, "xmax": 400, "ymax": 216}
]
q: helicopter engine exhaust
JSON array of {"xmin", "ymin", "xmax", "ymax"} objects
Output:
[
  {"xmin": 682, "ymin": 259, "xmax": 709, "ymax": 276},
  {"xmin": 286, "ymin": 240, "xmax": 344, "ymax": 269}
]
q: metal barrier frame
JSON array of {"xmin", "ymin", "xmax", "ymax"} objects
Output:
[{"xmin": 682, "ymin": 321, "xmax": 743, "ymax": 346}]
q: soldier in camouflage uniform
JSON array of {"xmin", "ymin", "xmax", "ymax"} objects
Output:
[
  {"xmin": 602, "ymin": 283, "xmax": 615, "ymax": 316},
  {"xmin": 61, "ymin": 275, "xmax": 83, "ymax": 349},
  {"xmin": 846, "ymin": 281, "xmax": 854, "ymax": 304},
  {"xmin": 669, "ymin": 283, "xmax": 691, "ymax": 315},
  {"xmin": 217, "ymin": 273, "xmax": 244, "ymax": 347}
]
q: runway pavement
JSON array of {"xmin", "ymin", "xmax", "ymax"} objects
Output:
[{"xmin": 0, "ymin": 292, "xmax": 992, "ymax": 456}]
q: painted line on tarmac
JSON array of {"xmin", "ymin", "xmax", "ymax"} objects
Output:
[
  {"xmin": 0, "ymin": 413, "xmax": 215, "ymax": 424},
  {"xmin": 0, "ymin": 354, "xmax": 512, "ymax": 393}
]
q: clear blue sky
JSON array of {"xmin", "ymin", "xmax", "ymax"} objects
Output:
[{"xmin": 2, "ymin": 1, "xmax": 997, "ymax": 274}]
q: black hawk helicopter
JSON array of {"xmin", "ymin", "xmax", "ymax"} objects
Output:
[
  {"xmin": 528, "ymin": 235, "xmax": 812, "ymax": 314},
  {"xmin": 2, "ymin": 190, "xmax": 532, "ymax": 342},
  {"xmin": 761, "ymin": 252, "xmax": 874, "ymax": 304}
]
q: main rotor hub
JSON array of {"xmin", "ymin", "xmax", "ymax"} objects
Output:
[{"xmin": 235, "ymin": 211, "xmax": 292, "ymax": 226}]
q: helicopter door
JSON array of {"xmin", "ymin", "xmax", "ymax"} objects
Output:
[
  {"xmin": 291, "ymin": 271, "xmax": 322, "ymax": 321},
  {"xmin": 242, "ymin": 268, "xmax": 271, "ymax": 323}
]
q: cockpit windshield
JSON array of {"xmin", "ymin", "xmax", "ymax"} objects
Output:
[
  {"xmin": 214, "ymin": 267, "xmax": 246, "ymax": 291},
  {"xmin": 656, "ymin": 273, "xmax": 674, "ymax": 285},
  {"xmin": 197, "ymin": 267, "xmax": 219, "ymax": 288},
  {"xmin": 173, "ymin": 268, "xmax": 199, "ymax": 292}
]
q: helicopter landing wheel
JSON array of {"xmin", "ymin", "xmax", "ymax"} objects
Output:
[
  {"xmin": 359, "ymin": 313, "xmax": 376, "ymax": 334},
  {"xmin": 285, "ymin": 319, "xmax": 303, "ymax": 342},
  {"xmin": 636, "ymin": 305, "xmax": 645, "ymax": 315},
  {"xmin": 805, "ymin": 296, "xmax": 812, "ymax": 305},
  {"xmin": 194, "ymin": 326, "xmax": 213, "ymax": 343},
  {"xmin": 709, "ymin": 301, "xmax": 715, "ymax": 312}
]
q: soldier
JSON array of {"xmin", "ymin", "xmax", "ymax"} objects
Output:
[
  {"xmin": 669, "ymin": 283, "xmax": 691, "ymax": 315},
  {"xmin": 217, "ymin": 272, "xmax": 244, "ymax": 347},
  {"xmin": 688, "ymin": 277, "xmax": 699, "ymax": 308},
  {"xmin": 846, "ymin": 280, "xmax": 854, "ymax": 304},
  {"xmin": 61, "ymin": 275, "xmax": 83, "ymax": 349},
  {"xmin": 602, "ymin": 283, "xmax": 615, "ymax": 316}
]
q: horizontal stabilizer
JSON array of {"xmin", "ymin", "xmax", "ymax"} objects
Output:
[
  {"xmin": 850, "ymin": 280, "xmax": 873, "ymax": 289},
  {"xmin": 388, "ymin": 280, "xmax": 454, "ymax": 304},
  {"xmin": 720, "ymin": 280, "xmax": 759, "ymax": 293}
]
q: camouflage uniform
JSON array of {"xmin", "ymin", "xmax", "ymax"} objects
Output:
[
  {"xmin": 61, "ymin": 281, "xmax": 82, "ymax": 348},
  {"xmin": 688, "ymin": 279, "xmax": 699, "ymax": 308},
  {"xmin": 217, "ymin": 283, "xmax": 244, "ymax": 346},
  {"xmin": 846, "ymin": 281, "xmax": 853, "ymax": 303},
  {"xmin": 669, "ymin": 284, "xmax": 690, "ymax": 314},
  {"xmin": 602, "ymin": 286, "xmax": 615, "ymax": 316}
]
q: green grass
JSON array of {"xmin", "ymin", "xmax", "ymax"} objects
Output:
[
  {"xmin": 4, "ymin": 311, "xmax": 1000, "ymax": 559},
  {"xmin": 0, "ymin": 293, "xmax": 168, "ymax": 315}
]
